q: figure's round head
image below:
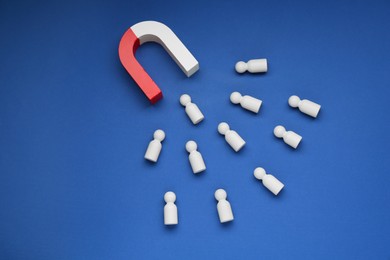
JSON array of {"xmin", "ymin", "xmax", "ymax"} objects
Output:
[
  {"xmin": 235, "ymin": 61, "xmax": 247, "ymax": 73},
  {"xmin": 185, "ymin": 140, "xmax": 197, "ymax": 153},
  {"xmin": 288, "ymin": 95, "xmax": 300, "ymax": 108},
  {"xmin": 218, "ymin": 122, "xmax": 230, "ymax": 135},
  {"xmin": 215, "ymin": 189, "xmax": 227, "ymax": 200},
  {"xmin": 230, "ymin": 92, "xmax": 242, "ymax": 104},
  {"xmin": 154, "ymin": 129, "xmax": 165, "ymax": 141},
  {"xmin": 254, "ymin": 167, "xmax": 266, "ymax": 180},
  {"xmin": 180, "ymin": 94, "xmax": 191, "ymax": 106},
  {"xmin": 273, "ymin": 125, "xmax": 286, "ymax": 138},
  {"xmin": 164, "ymin": 191, "xmax": 176, "ymax": 203}
]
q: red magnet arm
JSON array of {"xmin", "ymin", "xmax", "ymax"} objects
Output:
[{"xmin": 119, "ymin": 29, "xmax": 162, "ymax": 103}]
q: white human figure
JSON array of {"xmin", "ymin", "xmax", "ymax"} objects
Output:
[
  {"xmin": 288, "ymin": 95, "xmax": 321, "ymax": 118},
  {"xmin": 273, "ymin": 125, "xmax": 302, "ymax": 149},
  {"xmin": 144, "ymin": 129, "xmax": 165, "ymax": 162},
  {"xmin": 215, "ymin": 189, "xmax": 234, "ymax": 223},
  {"xmin": 186, "ymin": 140, "xmax": 206, "ymax": 174},
  {"xmin": 230, "ymin": 91, "xmax": 262, "ymax": 113},
  {"xmin": 180, "ymin": 94, "xmax": 204, "ymax": 124},
  {"xmin": 218, "ymin": 122, "xmax": 246, "ymax": 152},
  {"xmin": 235, "ymin": 59, "xmax": 267, "ymax": 74},
  {"xmin": 164, "ymin": 191, "xmax": 178, "ymax": 225},
  {"xmin": 254, "ymin": 167, "xmax": 284, "ymax": 196}
]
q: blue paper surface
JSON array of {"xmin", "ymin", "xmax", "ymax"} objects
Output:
[{"xmin": 1, "ymin": 0, "xmax": 389, "ymax": 259}]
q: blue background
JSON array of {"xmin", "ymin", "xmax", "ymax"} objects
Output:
[{"xmin": 1, "ymin": 0, "xmax": 389, "ymax": 259}]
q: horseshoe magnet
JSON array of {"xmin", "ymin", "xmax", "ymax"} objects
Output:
[{"xmin": 119, "ymin": 21, "xmax": 199, "ymax": 104}]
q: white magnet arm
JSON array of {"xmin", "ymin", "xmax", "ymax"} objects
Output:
[{"xmin": 131, "ymin": 21, "xmax": 199, "ymax": 77}]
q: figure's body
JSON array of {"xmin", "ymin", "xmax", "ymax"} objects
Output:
[
  {"xmin": 186, "ymin": 140, "xmax": 206, "ymax": 174},
  {"xmin": 215, "ymin": 189, "xmax": 234, "ymax": 223},
  {"xmin": 218, "ymin": 122, "xmax": 246, "ymax": 152},
  {"xmin": 288, "ymin": 95, "xmax": 321, "ymax": 118},
  {"xmin": 235, "ymin": 59, "xmax": 267, "ymax": 74},
  {"xmin": 164, "ymin": 191, "xmax": 178, "ymax": 225},
  {"xmin": 180, "ymin": 94, "xmax": 204, "ymax": 124},
  {"xmin": 274, "ymin": 125, "xmax": 302, "ymax": 149},
  {"xmin": 144, "ymin": 129, "xmax": 165, "ymax": 162},
  {"xmin": 254, "ymin": 167, "xmax": 284, "ymax": 196},
  {"xmin": 230, "ymin": 92, "xmax": 262, "ymax": 114}
]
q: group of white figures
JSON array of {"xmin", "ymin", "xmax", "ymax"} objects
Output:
[{"xmin": 144, "ymin": 59, "xmax": 322, "ymax": 225}]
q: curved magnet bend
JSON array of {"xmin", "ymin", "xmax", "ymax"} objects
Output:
[{"xmin": 119, "ymin": 21, "xmax": 199, "ymax": 104}]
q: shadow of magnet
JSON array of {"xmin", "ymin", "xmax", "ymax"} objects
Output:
[{"xmin": 118, "ymin": 21, "xmax": 199, "ymax": 104}]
